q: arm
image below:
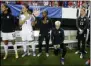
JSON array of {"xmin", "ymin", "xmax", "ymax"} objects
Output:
[
  {"xmin": 76, "ymin": 17, "xmax": 81, "ymax": 31},
  {"xmin": 51, "ymin": 29, "xmax": 54, "ymax": 45},
  {"xmin": 83, "ymin": 17, "xmax": 89, "ymax": 32},
  {"xmin": 48, "ymin": 18, "xmax": 52, "ymax": 33},
  {"xmin": 31, "ymin": 15, "xmax": 36, "ymax": 26},
  {"xmin": 19, "ymin": 15, "xmax": 30, "ymax": 26},
  {"xmin": 60, "ymin": 29, "xmax": 64, "ymax": 44}
]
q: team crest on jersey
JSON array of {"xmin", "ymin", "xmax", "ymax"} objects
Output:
[
  {"xmin": 47, "ymin": 20, "xmax": 49, "ymax": 23},
  {"xmin": 59, "ymin": 31, "xmax": 61, "ymax": 33},
  {"xmin": 33, "ymin": 7, "xmax": 40, "ymax": 17},
  {"xmin": 7, "ymin": 16, "xmax": 9, "ymax": 18},
  {"xmin": 81, "ymin": 19, "xmax": 83, "ymax": 21}
]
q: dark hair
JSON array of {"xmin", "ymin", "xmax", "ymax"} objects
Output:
[
  {"xmin": 23, "ymin": 3, "xmax": 29, "ymax": 9},
  {"xmin": 22, "ymin": 3, "xmax": 31, "ymax": 14},
  {"xmin": 2, "ymin": 3, "xmax": 11, "ymax": 14}
]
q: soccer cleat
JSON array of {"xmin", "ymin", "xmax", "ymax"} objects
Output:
[
  {"xmin": 80, "ymin": 53, "xmax": 83, "ymax": 59},
  {"xmin": 22, "ymin": 52, "xmax": 27, "ymax": 57},
  {"xmin": 46, "ymin": 53, "xmax": 49, "ymax": 57},
  {"xmin": 75, "ymin": 51, "xmax": 80, "ymax": 54},
  {"xmin": 61, "ymin": 58, "xmax": 64, "ymax": 65},
  {"xmin": 3, "ymin": 54, "xmax": 8, "ymax": 60},
  {"xmin": 15, "ymin": 53, "xmax": 19, "ymax": 59},
  {"xmin": 37, "ymin": 53, "xmax": 41, "ymax": 57}
]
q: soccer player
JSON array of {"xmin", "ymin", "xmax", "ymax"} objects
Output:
[
  {"xmin": 75, "ymin": 8, "xmax": 89, "ymax": 58},
  {"xmin": 51, "ymin": 21, "xmax": 67, "ymax": 65},
  {"xmin": 1, "ymin": 3, "xmax": 18, "ymax": 59},
  {"xmin": 19, "ymin": 3, "xmax": 36, "ymax": 57},
  {"xmin": 37, "ymin": 11, "xmax": 52, "ymax": 57}
]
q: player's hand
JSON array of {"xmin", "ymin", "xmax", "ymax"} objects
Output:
[
  {"xmin": 54, "ymin": 45, "xmax": 57, "ymax": 49},
  {"xmin": 57, "ymin": 45, "xmax": 60, "ymax": 48}
]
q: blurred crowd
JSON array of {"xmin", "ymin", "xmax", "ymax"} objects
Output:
[{"xmin": 0, "ymin": 1, "xmax": 90, "ymax": 9}]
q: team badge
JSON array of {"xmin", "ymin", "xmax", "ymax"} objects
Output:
[
  {"xmin": 84, "ymin": 18, "xmax": 86, "ymax": 21},
  {"xmin": 47, "ymin": 20, "xmax": 49, "ymax": 23},
  {"xmin": 59, "ymin": 31, "xmax": 61, "ymax": 33},
  {"xmin": 81, "ymin": 19, "xmax": 83, "ymax": 21},
  {"xmin": 7, "ymin": 16, "xmax": 9, "ymax": 18}
]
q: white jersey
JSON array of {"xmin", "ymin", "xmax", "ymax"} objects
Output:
[
  {"xmin": 20, "ymin": 14, "xmax": 33, "ymax": 31},
  {"xmin": 20, "ymin": 14, "xmax": 35, "ymax": 41}
]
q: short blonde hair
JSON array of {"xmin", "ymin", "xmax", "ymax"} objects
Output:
[{"xmin": 55, "ymin": 21, "xmax": 61, "ymax": 26}]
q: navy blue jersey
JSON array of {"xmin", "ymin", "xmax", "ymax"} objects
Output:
[
  {"xmin": 1, "ymin": 13, "xmax": 15, "ymax": 33},
  {"xmin": 76, "ymin": 16, "xmax": 89, "ymax": 34},
  {"xmin": 51, "ymin": 28, "xmax": 64, "ymax": 45},
  {"xmin": 38, "ymin": 17, "xmax": 52, "ymax": 34}
]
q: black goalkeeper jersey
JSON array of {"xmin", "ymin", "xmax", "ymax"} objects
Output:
[
  {"xmin": 38, "ymin": 17, "xmax": 52, "ymax": 35},
  {"xmin": 76, "ymin": 16, "xmax": 89, "ymax": 34},
  {"xmin": 51, "ymin": 28, "xmax": 64, "ymax": 45}
]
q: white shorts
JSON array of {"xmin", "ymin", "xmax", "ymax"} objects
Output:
[
  {"xmin": 1, "ymin": 32, "xmax": 15, "ymax": 40},
  {"xmin": 20, "ymin": 30, "xmax": 34, "ymax": 41}
]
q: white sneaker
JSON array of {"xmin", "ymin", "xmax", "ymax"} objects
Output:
[
  {"xmin": 46, "ymin": 53, "xmax": 49, "ymax": 57},
  {"xmin": 33, "ymin": 53, "xmax": 36, "ymax": 56},
  {"xmin": 22, "ymin": 52, "xmax": 27, "ymax": 57},
  {"xmin": 80, "ymin": 53, "xmax": 83, "ymax": 59},
  {"xmin": 37, "ymin": 53, "xmax": 41, "ymax": 57},
  {"xmin": 3, "ymin": 54, "xmax": 8, "ymax": 60},
  {"xmin": 75, "ymin": 51, "xmax": 80, "ymax": 54},
  {"xmin": 27, "ymin": 52, "xmax": 31, "ymax": 56}
]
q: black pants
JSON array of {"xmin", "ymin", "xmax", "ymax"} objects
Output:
[
  {"xmin": 54, "ymin": 43, "xmax": 67, "ymax": 58},
  {"xmin": 77, "ymin": 33, "xmax": 86, "ymax": 54},
  {"xmin": 38, "ymin": 33, "xmax": 50, "ymax": 53}
]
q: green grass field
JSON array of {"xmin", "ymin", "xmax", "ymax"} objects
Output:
[{"xmin": 1, "ymin": 48, "xmax": 90, "ymax": 66}]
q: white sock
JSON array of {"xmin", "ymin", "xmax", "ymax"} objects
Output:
[
  {"xmin": 13, "ymin": 44, "xmax": 18, "ymax": 55},
  {"xmin": 31, "ymin": 44, "xmax": 36, "ymax": 53},
  {"xmin": 23, "ymin": 42, "xmax": 27, "ymax": 53},
  {"xmin": 4, "ymin": 45, "xmax": 8, "ymax": 55},
  {"xmin": 27, "ymin": 46, "xmax": 30, "ymax": 53}
]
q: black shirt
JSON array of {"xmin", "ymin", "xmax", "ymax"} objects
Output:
[
  {"xmin": 38, "ymin": 17, "xmax": 52, "ymax": 35},
  {"xmin": 51, "ymin": 28, "xmax": 64, "ymax": 45},
  {"xmin": 76, "ymin": 16, "xmax": 89, "ymax": 34},
  {"xmin": 1, "ymin": 13, "xmax": 15, "ymax": 33}
]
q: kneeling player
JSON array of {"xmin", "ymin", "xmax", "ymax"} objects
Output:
[
  {"xmin": 1, "ymin": 3, "xmax": 18, "ymax": 59},
  {"xmin": 51, "ymin": 21, "xmax": 67, "ymax": 65},
  {"xmin": 19, "ymin": 4, "xmax": 36, "ymax": 57}
]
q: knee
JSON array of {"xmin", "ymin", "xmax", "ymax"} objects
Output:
[{"xmin": 11, "ymin": 40, "xmax": 15, "ymax": 44}]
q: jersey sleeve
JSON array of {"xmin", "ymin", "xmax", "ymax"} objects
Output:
[
  {"xmin": 60, "ymin": 29, "xmax": 64, "ymax": 44},
  {"xmin": 83, "ymin": 17, "xmax": 89, "ymax": 32},
  {"xmin": 30, "ymin": 15, "xmax": 35, "ymax": 22}
]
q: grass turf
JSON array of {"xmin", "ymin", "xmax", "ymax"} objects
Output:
[{"xmin": 1, "ymin": 48, "xmax": 90, "ymax": 66}]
